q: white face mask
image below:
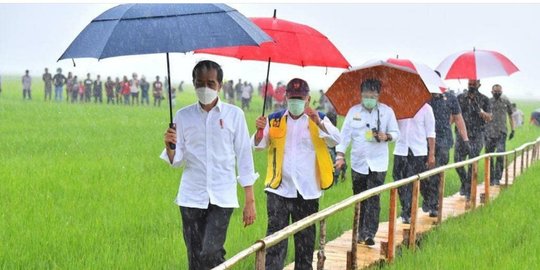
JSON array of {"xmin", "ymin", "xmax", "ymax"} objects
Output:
[{"xmin": 195, "ymin": 87, "xmax": 218, "ymax": 105}]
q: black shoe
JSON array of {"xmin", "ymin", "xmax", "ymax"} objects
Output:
[
  {"xmin": 402, "ymin": 216, "xmax": 411, "ymax": 224},
  {"xmin": 364, "ymin": 238, "xmax": 375, "ymax": 246},
  {"xmin": 429, "ymin": 210, "xmax": 438, "ymax": 217},
  {"xmin": 421, "ymin": 204, "xmax": 429, "ymax": 213},
  {"xmin": 495, "ymin": 180, "xmax": 501, "ymax": 186},
  {"xmin": 459, "ymin": 186, "xmax": 465, "ymax": 195}
]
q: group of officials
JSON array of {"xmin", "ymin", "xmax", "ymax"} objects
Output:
[{"xmin": 161, "ymin": 60, "xmax": 515, "ymax": 270}]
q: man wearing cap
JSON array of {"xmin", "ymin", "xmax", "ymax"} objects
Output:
[
  {"xmin": 335, "ymin": 78, "xmax": 399, "ymax": 246},
  {"xmin": 254, "ymin": 78, "xmax": 340, "ymax": 270},
  {"xmin": 162, "ymin": 60, "xmax": 258, "ymax": 270}
]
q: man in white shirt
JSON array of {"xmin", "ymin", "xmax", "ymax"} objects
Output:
[
  {"xmin": 393, "ymin": 103, "xmax": 436, "ymax": 223},
  {"xmin": 254, "ymin": 78, "xmax": 341, "ymax": 270},
  {"xmin": 22, "ymin": 69, "xmax": 32, "ymax": 100},
  {"xmin": 335, "ymin": 79, "xmax": 399, "ymax": 246},
  {"xmin": 162, "ymin": 60, "xmax": 258, "ymax": 270}
]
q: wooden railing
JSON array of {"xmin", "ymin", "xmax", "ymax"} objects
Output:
[{"xmin": 212, "ymin": 137, "xmax": 540, "ymax": 270}]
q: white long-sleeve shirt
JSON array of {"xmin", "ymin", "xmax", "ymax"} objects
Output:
[
  {"xmin": 336, "ymin": 103, "xmax": 399, "ymax": 174},
  {"xmin": 160, "ymin": 99, "xmax": 258, "ymax": 209},
  {"xmin": 394, "ymin": 103, "xmax": 436, "ymax": 157},
  {"xmin": 253, "ymin": 111, "xmax": 341, "ymax": 200}
]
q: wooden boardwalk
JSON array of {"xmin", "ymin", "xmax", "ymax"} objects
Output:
[{"xmin": 285, "ymin": 151, "xmax": 531, "ymax": 270}]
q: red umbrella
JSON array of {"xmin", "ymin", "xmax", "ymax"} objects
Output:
[
  {"xmin": 436, "ymin": 48, "xmax": 519, "ymax": 80},
  {"xmin": 195, "ymin": 9, "xmax": 350, "ymax": 116}
]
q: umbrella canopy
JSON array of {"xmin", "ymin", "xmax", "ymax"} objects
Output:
[
  {"xmin": 58, "ymin": 3, "xmax": 272, "ymax": 149},
  {"xmin": 435, "ymin": 49, "xmax": 519, "ymax": 80},
  {"xmin": 326, "ymin": 60, "xmax": 431, "ymax": 119},
  {"xmin": 194, "ymin": 14, "xmax": 350, "ymax": 68},
  {"xmin": 59, "ymin": 3, "xmax": 271, "ymax": 60},
  {"xmin": 387, "ymin": 58, "xmax": 446, "ymax": 94}
]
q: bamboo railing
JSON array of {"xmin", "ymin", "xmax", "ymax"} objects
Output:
[{"xmin": 212, "ymin": 137, "xmax": 540, "ymax": 270}]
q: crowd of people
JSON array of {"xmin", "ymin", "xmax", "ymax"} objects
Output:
[{"xmin": 17, "ymin": 68, "xmax": 182, "ymax": 106}]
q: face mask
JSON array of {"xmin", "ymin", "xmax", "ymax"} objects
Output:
[
  {"xmin": 196, "ymin": 87, "xmax": 218, "ymax": 105},
  {"xmin": 468, "ymin": 87, "xmax": 478, "ymax": 94},
  {"xmin": 493, "ymin": 93, "xmax": 502, "ymax": 99},
  {"xmin": 362, "ymin": 98, "xmax": 377, "ymax": 109},
  {"xmin": 287, "ymin": 98, "xmax": 306, "ymax": 116}
]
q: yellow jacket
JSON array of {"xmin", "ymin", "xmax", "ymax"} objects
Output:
[{"xmin": 265, "ymin": 110, "xmax": 334, "ymax": 190}]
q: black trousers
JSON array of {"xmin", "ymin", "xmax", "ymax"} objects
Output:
[
  {"xmin": 179, "ymin": 204, "xmax": 233, "ymax": 270},
  {"xmin": 454, "ymin": 136, "xmax": 484, "ymax": 197},
  {"xmin": 392, "ymin": 150, "xmax": 427, "ymax": 218},
  {"xmin": 265, "ymin": 192, "xmax": 319, "ymax": 270},
  {"xmin": 425, "ymin": 146, "xmax": 450, "ymax": 211},
  {"xmin": 485, "ymin": 132, "xmax": 507, "ymax": 184},
  {"xmin": 352, "ymin": 169, "xmax": 386, "ymax": 239}
]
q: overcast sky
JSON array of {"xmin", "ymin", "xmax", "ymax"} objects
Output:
[{"xmin": 1, "ymin": 3, "xmax": 539, "ymax": 100}]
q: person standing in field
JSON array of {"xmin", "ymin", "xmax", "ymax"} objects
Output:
[
  {"xmin": 335, "ymin": 78, "xmax": 399, "ymax": 246},
  {"xmin": 121, "ymin": 76, "xmax": 130, "ymax": 105},
  {"xmin": 22, "ymin": 69, "xmax": 32, "ymax": 100},
  {"xmin": 66, "ymin": 72, "xmax": 74, "ymax": 103},
  {"xmin": 52, "ymin": 68, "xmax": 66, "ymax": 102},
  {"xmin": 78, "ymin": 80, "xmax": 85, "ymax": 102},
  {"xmin": 254, "ymin": 78, "xmax": 341, "ymax": 270},
  {"xmin": 162, "ymin": 60, "xmax": 258, "ymax": 270},
  {"xmin": 83, "ymin": 73, "xmax": 93, "ymax": 103},
  {"xmin": 140, "ymin": 75, "xmax": 150, "ymax": 105},
  {"xmin": 241, "ymin": 81, "xmax": 252, "ymax": 111},
  {"xmin": 130, "ymin": 72, "xmax": 140, "ymax": 105},
  {"xmin": 93, "ymin": 75, "xmax": 103, "ymax": 103},
  {"xmin": 42, "ymin": 68, "xmax": 53, "ymax": 101},
  {"xmin": 105, "ymin": 76, "xmax": 115, "ymax": 104},
  {"xmin": 511, "ymin": 103, "xmax": 524, "ymax": 128},
  {"xmin": 71, "ymin": 76, "xmax": 79, "ymax": 103},
  {"xmin": 153, "ymin": 76, "xmax": 163, "ymax": 107}
]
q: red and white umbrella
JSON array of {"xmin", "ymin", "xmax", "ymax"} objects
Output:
[
  {"xmin": 387, "ymin": 57, "xmax": 446, "ymax": 93},
  {"xmin": 436, "ymin": 49, "xmax": 519, "ymax": 80}
]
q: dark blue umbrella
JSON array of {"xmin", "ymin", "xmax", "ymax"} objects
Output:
[{"xmin": 58, "ymin": 3, "xmax": 271, "ymax": 149}]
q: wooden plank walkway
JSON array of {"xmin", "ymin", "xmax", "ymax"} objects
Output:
[{"xmin": 285, "ymin": 151, "xmax": 532, "ymax": 270}]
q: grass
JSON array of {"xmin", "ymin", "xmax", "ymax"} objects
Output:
[
  {"xmin": 1, "ymin": 76, "xmax": 539, "ymax": 269},
  {"xmin": 381, "ymin": 162, "xmax": 540, "ymax": 270}
]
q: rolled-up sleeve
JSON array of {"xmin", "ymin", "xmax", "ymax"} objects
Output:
[
  {"xmin": 425, "ymin": 105, "xmax": 436, "ymax": 138},
  {"xmin": 234, "ymin": 111, "xmax": 259, "ymax": 187},
  {"xmin": 159, "ymin": 115, "xmax": 185, "ymax": 167},
  {"xmin": 318, "ymin": 116, "xmax": 341, "ymax": 147},
  {"xmin": 336, "ymin": 110, "xmax": 353, "ymax": 153},
  {"xmin": 386, "ymin": 108, "xmax": 400, "ymax": 142}
]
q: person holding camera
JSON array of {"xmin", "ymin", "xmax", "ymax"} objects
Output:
[
  {"xmin": 335, "ymin": 78, "xmax": 399, "ymax": 246},
  {"xmin": 392, "ymin": 103, "xmax": 436, "ymax": 223}
]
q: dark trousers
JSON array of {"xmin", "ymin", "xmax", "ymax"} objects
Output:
[
  {"xmin": 179, "ymin": 204, "xmax": 233, "ymax": 270},
  {"xmin": 454, "ymin": 136, "xmax": 484, "ymax": 197},
  {"xmin": 352, "ymin": 169, "xmax": 386, "ymax": 239},
  {"xmin": 265, "ymin": 192, "xmax": 319, "ymax": 270},
  {"xmin": 425, "ymin": 146, "xmax": 450, "ymax": 211},
  {"xmin": 485, "ymin": 133, "xmax": 507, "ymax": 184},
  {"xmin": 392, "ymin": 150, "xmax": 427, "ymax": 218}
]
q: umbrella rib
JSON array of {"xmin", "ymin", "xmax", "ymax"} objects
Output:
[{"xmin": 93, "ymin": 10, "xmax": 231, "ymax": 23}]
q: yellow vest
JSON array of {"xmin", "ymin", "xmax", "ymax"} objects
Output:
[{"xmin": 265, "ymin": 111, "xmax": 334, "ymax": 190}]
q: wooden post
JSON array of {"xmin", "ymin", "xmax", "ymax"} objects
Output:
[
  {"xmin": 348, "ymin": 202, "xmax": 361, "ymax": 270},
  {"xmin": 387, "ymin": 188, "xmax": 397, "ymax": 262},
  {"xmin": 437, "ymin": 172, "xmax": 445, "ymax": 225},
  {"xmin": 470, "ymin": 162, "xmax": 478, "ymax": 209},
  {"xmin": 504, "ymin": 155, "xmax": 509, "ymax": 187},
  {"xmin": 255, "ymin": 248, "xmax": 266, "ymax": 270},
  {"xmin": 513, "ymin": 150, "xmax": 517, "ymax": 183},
  {"xmin": 409, "ymin": 180, "xmax": 419, "ymax": 250},
  {"xmin": 526, "ymin": 146, "xmax": 530, "ymax": 169},
  {"xmin": 317, "ymin": 219, "xmax": 327, "ymax": 270},
  {"xmin": 521, "ymin": 149, "xmax": 525, "ymax": 175},
  {"xmin": 483, "ymin": 157, "xmax": 490, "ymax": 204}
]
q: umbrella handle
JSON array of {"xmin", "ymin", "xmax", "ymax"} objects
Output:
[{"xmin": 169, "ymin": 122, "xmax": 176, "ymax": 150}]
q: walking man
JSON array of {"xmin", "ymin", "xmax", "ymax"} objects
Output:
[
  {"xmin": 162, "ymin": 60, "xmax": 258, "ymax": 270},
  {"xmin": 254, "ymin": 78, "xmax": 341, "ymax": 270},
  {"xmin": 335, "ymin": 78, "xmax": 399, "ymax": 245},
  {"xmin": 485, "ymin": 84, "xmax": 514, "ymax": 185}
]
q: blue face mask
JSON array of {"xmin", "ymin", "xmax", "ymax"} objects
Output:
[{"xmin": 287, "ymin": 98, "xmax": 306, "ymax": 116}]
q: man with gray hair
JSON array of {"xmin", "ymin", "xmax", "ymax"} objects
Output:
[{"xmin": 335, "ymin": 78, "xmax": 399, "ymax": 246}]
